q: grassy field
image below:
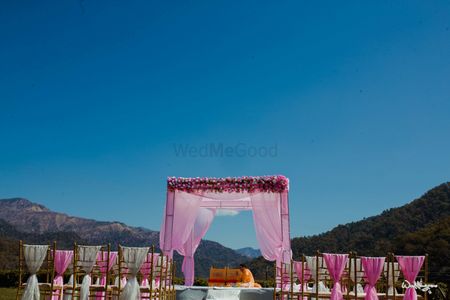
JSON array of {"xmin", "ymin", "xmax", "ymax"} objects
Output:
[{"xmin": 0, "ymin": 288, "xmax": 15, "ymax": 300}]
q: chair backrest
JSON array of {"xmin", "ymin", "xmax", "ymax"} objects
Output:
[
  {"xmin": 17, "ymin": 240, "xmax": 56, "ymax": 298},
  {"xmin": 391, "ymin": 253, "xmax": 428, "ymax": 299},
  {"xmin": 73, "ymin": 244, "xmax": 102, "ymax": 286}
]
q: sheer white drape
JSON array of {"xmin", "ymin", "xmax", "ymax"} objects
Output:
[
  {"xmin": 348, "ymin": 258, "xmax": 364, "ymax": 293},
  {"xmin": 385, "ymin": 262, "xmax": 400, "ymax": 295},
  {"xmin": 63, "ymin": 273, "xmax": 74, "ymax": 300},
  {"xmin": 119, "ymin": 246, "xmax": 150, "ymax": 300},
  {"xmin": 77, "ymin": 246, "xmax": 101, "ymax": 300},
  {"xmin": 306, "ymin": 256, "xmax": 330, "ymax": 294},
  {"xmin": 22, "ymin": 245, "xmax": 49, "ymax": 300}
]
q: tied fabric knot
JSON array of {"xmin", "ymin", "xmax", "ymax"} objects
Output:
[
  {"xmin": 331, "ymin": 281, "xmax": 343, "ymax": 300},
  {"xmin": 364, "ymin": 283, "xmax": 377, "ymax": 300}
]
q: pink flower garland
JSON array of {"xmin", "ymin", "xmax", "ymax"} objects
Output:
[{"xmin": 167, "ymin": 175, "xmax": 289, "ymax": 193}]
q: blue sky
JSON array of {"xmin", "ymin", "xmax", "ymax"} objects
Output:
[{"xmin": 0, "ymin": 0, "xmax": 449, "ymax": 249}]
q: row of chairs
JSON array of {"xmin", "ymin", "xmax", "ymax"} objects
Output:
[
  {"xmin": 16, "ymin": 241, "xmax": 175, "ymax": 300},
  {"xmin": 274, "ymin": 252, "xmax": 429, "ymax": 300}
]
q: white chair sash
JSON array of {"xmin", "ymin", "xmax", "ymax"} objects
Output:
[
  {"xmin": 77, "ymin": 246, "xmax": 101, "ymax": 300},
  {"xmin": 21, "ymin": 245, "xmax": 49, "ymax": 300},
  {"xmin": 119, "ymin": 246, "xmax": 149, "ymax": 300}
]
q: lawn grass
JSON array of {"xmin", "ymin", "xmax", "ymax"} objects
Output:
[{"xmin": 0, "ymin": 288, "xmax": 16, "ymax": 300}]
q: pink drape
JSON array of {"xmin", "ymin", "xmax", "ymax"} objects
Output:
[
  {"xmin": 140, "ymin": 253, "xmax": 160, "ymax": 298},
  {"xmin": 52, "ymin": 250, "xmax": 73, "ymax": 300},
  {"xmin": 293, "ymin": 261, "xmax": 311, "ymax": 283},
  {"xmin": 251, "ymin": 192, "xmax": 291, "ymax": 263},
  {"xmin": 95, "ymin": 251, "xmax": 117, "ymax": 300},
  {"xmin": 159, "ymin": 188, "xmax": 291, "ymax": 285},
  {"xmin": 361, "ymin": 257, "xmax": 385, "ymax": 300},
  {"xmin": 179, "ymin": 207, "xmax": 215, "ymax": 286},
  {"xmin": 323, "ymin": 253, "xmax": 348, "ymax": 300},
  {"xmin": 160, "ymin": 191, "xmax": 203, "ymax": 257},
  {"xmin": 396, "ymin": 256, "xmax": 425, "ymax": 300}
]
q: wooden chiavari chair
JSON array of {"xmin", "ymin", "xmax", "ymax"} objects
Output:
[
  {"xmin": 16, "ymin": 240, "xmax": 60, "ymax": 300},
  {"xmin": 66, "ymin": 243, "xmax": 102, "ymax": 299},
  {"xmin": 139, "ymin": 246, "xmax": 159, "ymax": 300},
  {"xmin": 388, "ymin": 253, "xmax": 428, "ymax": 300},
  {"xmin": 89, "ymin": 244, "xmax": 112, "ymax": 299}
]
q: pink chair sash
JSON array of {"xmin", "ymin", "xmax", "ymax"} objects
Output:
[
  {"xmin": 293, "ymin": 261, "xmax": 311, "ymax": 283},
  {"xmin": 361, "ymin": 257, "xmax": 385, "ymax": 300},
  {"xmin": 396, "ymin": 256, "xmax": 425, "ymax": 300},
  {"xmin": 140, "ymin": 253, "xmax": 160, "ymax": 298},
  {"xmin": 95, "ymin": 251, "xmax": 117, "ymax": 300},
  {"xmin": 323, "ymin": 253, "xmax": 348, "ymax": 300},
  {"xmin": 52, "ymin": 250, "xmax": 73, "ymax": 300}
]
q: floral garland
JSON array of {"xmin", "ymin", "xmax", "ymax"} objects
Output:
[{"xmin": 167, "ymin": 175, "xmax": 289, "ymax": 193}]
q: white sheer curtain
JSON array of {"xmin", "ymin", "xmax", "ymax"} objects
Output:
[
  {"xmin": 119, "ymin": 246, "xmax": 150, "ymax": 300},
  {"xmin": 63, "ymin": 263, "xmax": 74, "ymax": 300},
  {"xmin": 22, "ymin": 245, "xmax": 49, "ymax": 300},
  {"xmin": 348, "ymin": 258, "xmax": 364, "ymax": 294},
  {"xmin": 78, "ymin": 246, "xmax": 101, "ymax": 300},
  {"xmin": 306, "ymin": 256, "xmax": 330, "ymax": 294},
  {"xmin": 385, "ymin": 262, "xmax": 400, "ymax": 295}
]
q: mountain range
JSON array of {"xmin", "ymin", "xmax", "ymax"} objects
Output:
[
  {"xmin": 0, "ymin": 182, "xmax": 449, "ymax": 285},
  {"xmin": 0, "ymin": 198, "xmax": 248, "ymax": 276},
  {"xmin": 235, "ymin": 247, "xmax": 261, "ymax": 258}
]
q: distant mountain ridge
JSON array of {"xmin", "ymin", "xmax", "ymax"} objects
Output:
[
  {"xmin": 0, "ymin": 198, "xmax": 249, "ymax": 277},
  {"xmin": 235, "ymin": 247, "xmax": 261, "ymax": 258}
]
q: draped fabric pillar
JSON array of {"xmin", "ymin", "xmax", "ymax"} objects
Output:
[
  {"xmin": 323, "ymin": 253, "xmax": 349, "ymax": 300},
  {"xmin": 160, "ymin": 191, "xmax": 203, "ymax": 258},
  {"xmin": 22, "ymin": 245, "xmax": 49, "ymax": 300},
  {"xmin": 396, "ymin": 256, "xmax": 425, "ymax": 300},
  {"xmin": 251, "ymin": 192, "xmax": 291, "ymax": 263},
  {"xmin": 361, "ymin": 257, "xmax": 385, "ymax": 300},
  {"xmin": 119, "ymin": 247, "xmax": 150, "ymax": 300},
  {"xmin": 52, "ymin": 250, "xmax": 73, "ymax": 300},
  {"xmin": 179, "ymin": 207, "xmax": 215, "ymax": 286},
  {"xmin": 78, "ymin": 246, "xmax": 101, "ymax": 300}
]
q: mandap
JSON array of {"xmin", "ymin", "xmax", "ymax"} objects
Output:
[{"xmin": 159, "ymin": 175, "xmax": 292, "ymax": 286}]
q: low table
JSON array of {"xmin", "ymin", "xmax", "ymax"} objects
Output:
[{"xmin": 175, "ymin": 285, "xmax": 274, "ymax": 300}]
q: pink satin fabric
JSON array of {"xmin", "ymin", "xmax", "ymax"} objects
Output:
[
  {"xmin": 52, "ymin": 250, "xmax": 73, "ymax": 300},
  {"xmin": 361, "ymin": 257, "xmax": 385, "ymax": 300},
  {"xmin": 95, "ymin": 251, "xmax": 117, "ymax": 300},
  {"xmin": 396, "ymin": 256, "xmax": 425, "ymax": 300},
  {"xmin": 323, "ymin": 253, "xmax": 348, "ymax": 300}
]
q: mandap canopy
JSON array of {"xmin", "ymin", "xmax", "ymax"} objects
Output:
[{"xmin": 159, "ymin": 175, "xmax": 292, "ymax": 286}]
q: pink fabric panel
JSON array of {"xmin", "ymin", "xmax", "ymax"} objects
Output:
[
  {"xmin": 140, "ymin": 253, "xmax": 160, "ymax": 279},
  {"xmin": 323, "ymin": 253, "xmax": 349, "ymax": 300},
  {"xmin": 95, "ymin": 251, "xmax": 117, "ymax": 300},
  {"xmin": 293, "ymin": 261, "xmax": 311, "ymax": 283},
  {"xmin": 280, "ymin": 191, "xmax": 292, "ymax": 262},
  {"xmin": 159, "ymin": 191, "xmax": 203, "ymax": 256},
  {"xmin": 52, "ymin": 250, "xmax": 73, "ymax": 300},
  {"xmin": 251, "ymin": 193, "xmax": 284, "ymax": 262},
  {"xmin": 361, "ymin": 257, "xmax": 385, "ymax": 300},
  {"xmin": 396, "ymin": 256, "xmax": 425, "ymax": 300},
  {"xmin": 179, "ymin": 207, "xmax": 215, "ymax": 286}
]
